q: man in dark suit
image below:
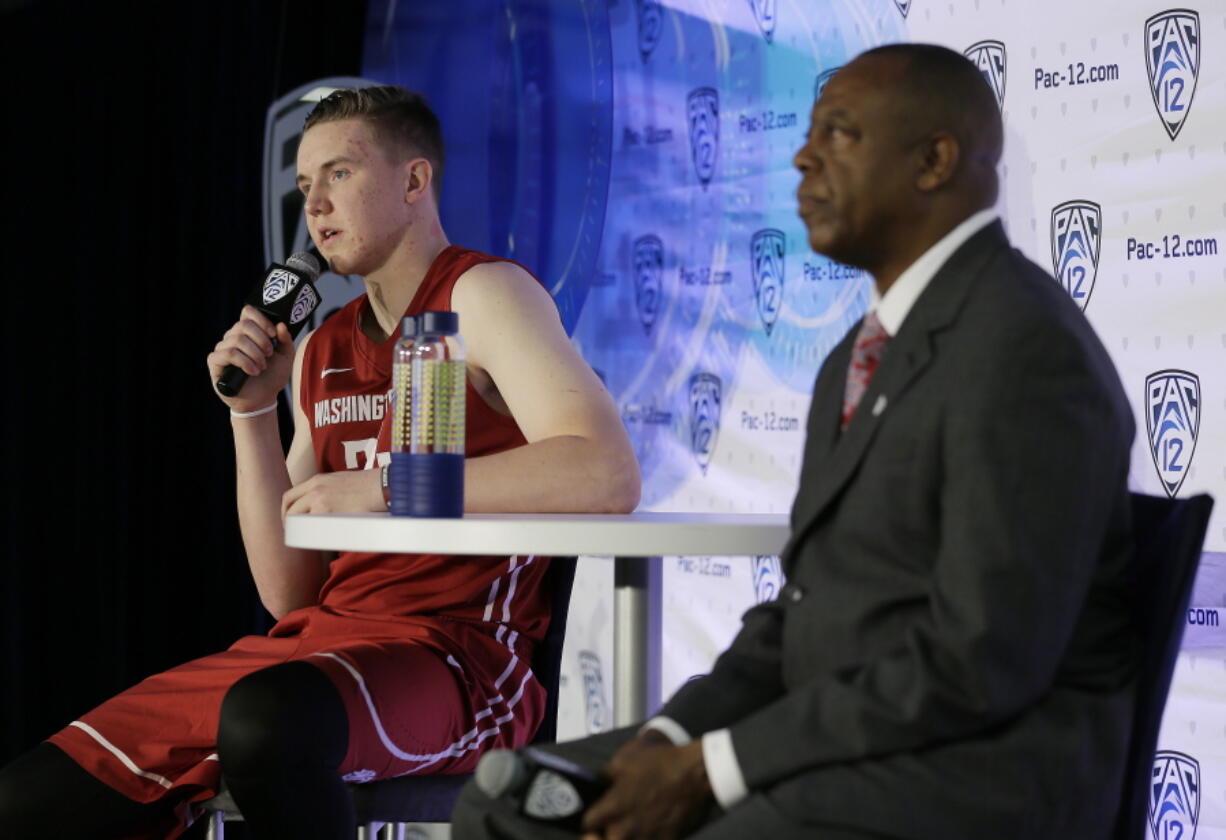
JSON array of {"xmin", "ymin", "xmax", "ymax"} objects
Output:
[{"xmin": 454, "ymin": 42, "xmax": 1136, "ymax": 840}]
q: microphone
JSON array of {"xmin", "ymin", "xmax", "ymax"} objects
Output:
[
  {"xmin": 474, "ymin": 746, "xmax": 609, "ymax": 831},
  {"xmin": 215, "ymin": 251, "xmax": 324, "ymax": 397}
]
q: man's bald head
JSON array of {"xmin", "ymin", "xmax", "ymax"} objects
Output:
[{"xmin": 854, "ymin": 43, "xmax": 1004, "ymax": 208}]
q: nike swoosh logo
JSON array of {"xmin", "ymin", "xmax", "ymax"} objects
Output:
[{"xmin": 320, "ymin": 367, "xmax": 355, "ymax": 379}]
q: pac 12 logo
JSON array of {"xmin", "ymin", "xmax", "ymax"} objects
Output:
[
  {"xmin": 752, "ymin": 556, "xmax": 783, "ymax": 603},
  {"xmin": 964, "ymin": 40, "xmax": 1007, "ymax": 110},
  {"xmin": 634, "ymin": 0, "xmax": 663, "ymax": 61},
  {"xmin": 632, "ymin": 234, "xmax": 664, "ymax": 333},
  {"xmin": 689, "ymin": 372, "xmax": 722, "ymax": 474},
  {"xmin": 262, "ymin": 267, "xmax": 300, "ymax": 304},
  {"xmin": 576, "ymin": 650, "xmax": 608, "ymax": 734},
  {"xmin": 687, "ymin": 87, "xmax": 720, "ymax": 188},
  {"xmin": 1146, "ymin": 370, "xmax": 1200, "ymax": 498},
  {"xmin": 894, "ymin": 0, "xmax": 911, "ymax": 17},
  {"xmin": 815, "ymin": 66, "xmax": 840, "ymax": 101},
  {"xmin": 1146, "ymin": 9, "xmax": 1200, "ymax": 140},
  {"xmin": 747, "ymin": 0, "xmax": 776, "ymax": 43},
  {"xmin": 1050, "ymin": 200, "xmax": 1101, "ymax": 312},
  {"xmin": 290, "ymin": 284, "xmax": 320, "ymax": 326},
  {"xmin": 751, "ymin": 228, "xmax": 785, "ymax": 334},
  {"xmin": 1150, "ymin": 751, "xmax": 1200, "ymax": 839}
]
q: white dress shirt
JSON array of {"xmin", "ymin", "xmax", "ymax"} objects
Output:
[{"xmin": 644, "ymin": 207, "xmax": 1000, "ymax": 810}]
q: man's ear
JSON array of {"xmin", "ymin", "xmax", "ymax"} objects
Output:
[
  {"xmin": 404, "ymin": 158, "xmax": 433, "ymax": 204},
  {"xmin": 916, "ymin": 131, "xmax": 959, "ymax": 192}
]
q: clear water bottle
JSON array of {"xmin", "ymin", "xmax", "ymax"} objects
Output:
[
  {"xmin": 388, "ymin": 315, "xmax": 418, "ymax": 516},
  {"xmin": 391, "ymin": 310, "xmax": 466, "ymax": 517}
]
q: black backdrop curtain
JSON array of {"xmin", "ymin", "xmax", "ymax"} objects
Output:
[{"xmin": 2, "ymin": 0, "xmax": 367, "ymax": 767}]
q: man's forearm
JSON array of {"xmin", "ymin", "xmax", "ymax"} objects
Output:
[
  {"xmin": 463, "ymin": 434, "xmax": 640, "ymax": 514},
  {"xmin": 232, "ymin": 411, "xmax": 326, "ymax": 618}
]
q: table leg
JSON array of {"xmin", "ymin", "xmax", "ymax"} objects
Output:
[{"xmin": 613, "ymin": 556, "xmax": 661, "ymax": 727}]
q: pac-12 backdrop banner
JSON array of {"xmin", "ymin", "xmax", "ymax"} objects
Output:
[{"xmin": 262, "ymin": 1, "xmax": 1223, "ymax": 835}]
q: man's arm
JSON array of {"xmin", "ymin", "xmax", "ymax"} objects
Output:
[
  {"xmin": 207, "ymin": 308, "xmax": 329, "ymax": 619},
  {"xmin": 452, "ymin": 261, "xmax": 641, "ymax": 513}
]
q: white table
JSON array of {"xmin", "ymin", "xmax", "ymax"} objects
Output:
[{"xmin": 285, "ymin": 512, "xmax": 791, "ymax": 726}]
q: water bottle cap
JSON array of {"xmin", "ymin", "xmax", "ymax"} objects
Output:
[
  {"xmin": 400, "ymin": 315, "xmax": 419, "ymax": 338},
  {"xmin": 419, "ymin": 310, "xmax": 459, "ymax": 335}
]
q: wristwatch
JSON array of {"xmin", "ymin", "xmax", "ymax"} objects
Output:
[{"xmin": 380, "ymin": 463, "xmax": 391, "ymax": 509}]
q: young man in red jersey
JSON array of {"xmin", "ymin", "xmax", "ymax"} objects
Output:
[{"xmin": 0, "ymin": 87, "xmax": 640, "ymax": 839}]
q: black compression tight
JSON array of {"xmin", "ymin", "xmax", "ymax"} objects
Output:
[
  {"xmin": 0, "ymin": 740, "xmax": 165, "ymax": 839},
  {"xmin": 0, "ymin": 660, "xmax": 353, "ymax": 839},
  {"xmin": 216, "ymin": 660, "xmax": 353, "ymax": 839}
]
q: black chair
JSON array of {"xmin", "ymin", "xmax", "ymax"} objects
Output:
[
  {"xmin": 1113, "ymin": 492, "xmax": 1214, "ymax": 840},
  {"xmin": 204, "ymin": 556, "xmax": 578, "ymax": 840}
]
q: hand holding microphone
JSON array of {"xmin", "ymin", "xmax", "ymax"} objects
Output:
[
  {"xmin": 208, "ymin": 251, "xmax": 324, "ymax": 407},
  {"xmin": 474, "ymin": 745, "xmax": 610, "ymax": 832}
]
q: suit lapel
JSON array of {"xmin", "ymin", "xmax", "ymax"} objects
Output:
[{"xmin": 783, "ymin": 221, "xmax": 1009, "ymax": 557}]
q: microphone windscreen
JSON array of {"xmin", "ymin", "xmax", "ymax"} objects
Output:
[
  {"xmin": 475, "ymin": 750, "xmax": 528, "ymax": 799},
  {"xmin": 285, "ymin": 250, "xmax": 323, "ymax": 280}
]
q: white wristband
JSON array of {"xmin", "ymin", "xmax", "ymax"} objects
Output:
[{"xmin": 230, "ymin": 402, "xmax": 278, "ymax": 419}]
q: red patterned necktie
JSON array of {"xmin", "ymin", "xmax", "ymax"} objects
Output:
[{"xmin": 841, "ymin": 310, "xmax": 890, "ymax": 429}]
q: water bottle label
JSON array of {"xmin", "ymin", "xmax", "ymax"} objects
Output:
[{"xmin": 411, "ymin": 360, "xmax": 466, "ymax": 454}]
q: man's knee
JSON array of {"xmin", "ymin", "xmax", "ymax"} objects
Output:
[
  {"xmin": 451, "ymin": 777, "xmax": 497, "ymax": 839},
  {"xmin": 217, "ymin": 661, "xmax": 348, "ymax": 774}
]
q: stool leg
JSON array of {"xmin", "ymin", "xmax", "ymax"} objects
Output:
[{"xmin": 205, "ymin": 810, "xmax": 225, "ymax": 840}]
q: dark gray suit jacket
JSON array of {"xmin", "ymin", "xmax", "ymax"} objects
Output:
[{"xmin": 660, "ymin": 222, "xmax": 1137, "ymax": 838}]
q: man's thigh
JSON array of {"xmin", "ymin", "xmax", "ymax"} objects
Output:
[{"xmin": 691, "ymin": 796, "xmax": 895, "ymax": 840}]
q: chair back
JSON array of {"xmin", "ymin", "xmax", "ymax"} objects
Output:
[
  {"xmin": 1114, "ymin": 492, "xmax": 1213, "ymax": 839},
  {"xmin": 529, "ymin": 555, "xmax": 577, "ymax": 744}
]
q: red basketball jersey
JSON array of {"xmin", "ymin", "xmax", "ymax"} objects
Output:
[{"xmin": 295, "ymin": 246, "xmax": 551, "ymax": 643}]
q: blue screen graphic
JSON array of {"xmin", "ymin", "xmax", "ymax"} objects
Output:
[{"xmin": 363, "ymin": 0, "xmax": 902, "ymax": 507}]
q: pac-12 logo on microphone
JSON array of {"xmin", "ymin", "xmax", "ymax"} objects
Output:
[
  {"xmin": 689, "ymin": 373, "xmax": 722, "ymax": 474},
  {"xmin": 633, "ymin": 234, "xmax": 664, "ymax": 333},
  {"xmin": 1150, "ymin": 751, "xmax": 1200, "ymax": 839},
  {"xmin": 1146, "ymin": 10, "xmax": 1200, "ymax": 140},
  {"xmin": 291, "ymin": 284, "xmax": 320, "ymax": 325},
  {"xmin": 815, "ymin": 66, "xmax": 840, "ymax": 101},
  {"xmin": 687, "ymin": 87, "xmax": 720, "ymax": 188},
  {"xmin": 577, "ymin": 651, "xmax": 608, "ymax": 734},
  {"xmin": 634, "ymin": 0, "xmax": 663, "ymax": 61},
  {"xmin": 262, "ymin": 268, "xmax": 300, "ymax": 304},
  {"xmin": 747, "ymin": 0, "xmax": 776, "ymax": 43},
  {"xmin": 1146, "ymin": 370, "xmax": 1200, "ymax": 498},
  {"xmin": 752, "ymin": 556, "xmax": 783, "ymax": 603},
  {"xmin": 964, "ymin": 40, "xmax": 1007, "ymax": 110},
  {"xmin": 1050, "ymin": 200, "xmax": 1101, "ymax": 312},
  {"xmin": 751, "ymin": 228, "xmax": 785, "ymax": 334}
]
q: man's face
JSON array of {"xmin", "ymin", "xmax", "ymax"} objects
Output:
[
  {"xmin": 295, "ymin": 118, "xmax": 412, "ymax": 277},
  {"xmin": 792, "ymin": 56, "xmax": 913, "ymax": 267}
]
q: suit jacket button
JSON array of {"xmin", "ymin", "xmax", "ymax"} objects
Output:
[{"xmin": 782, "ymin": 583, "xmax": 805, "ymax": 603}]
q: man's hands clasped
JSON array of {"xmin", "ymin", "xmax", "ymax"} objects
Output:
[{"xmin": 580, "ymin": 730, "xmax": 714, "ymax": 840}]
